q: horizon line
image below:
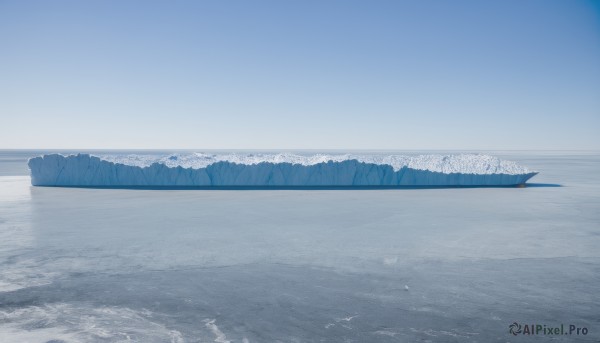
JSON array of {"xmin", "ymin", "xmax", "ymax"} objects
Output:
[{"xmin": 1, "ymin": 148, "xmax": 599, "ymax": 152}]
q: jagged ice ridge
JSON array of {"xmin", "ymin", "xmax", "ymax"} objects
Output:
[{"xmin": 28, "ymin": 153, "xmax": 538, "ymax": 187}]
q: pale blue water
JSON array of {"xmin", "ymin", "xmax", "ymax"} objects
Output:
[{"xmin": 0, "ymin": 150, "xmax": 599, "ymax": 342}]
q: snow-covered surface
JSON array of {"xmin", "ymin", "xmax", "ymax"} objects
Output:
[
  {"xmin": 100, "ymin": 153, "xmax": 532, "ymax": 174},
  {"xmin": 28, "ymin": 153, "xmax": 537, "ymax": 187}
]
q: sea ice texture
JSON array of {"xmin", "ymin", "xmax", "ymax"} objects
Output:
[{"xmin": 27, "ymin": 153, "xmax": 538, "ymax": 187}]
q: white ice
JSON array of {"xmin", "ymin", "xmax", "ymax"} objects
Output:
[{"xmin": 28, "ymin": 153, "xmax": 537, "ymax": 187}]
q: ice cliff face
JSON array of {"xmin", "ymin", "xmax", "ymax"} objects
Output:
[{"xmin": 28, "ymin": 153, "xmax": 538, "ymax": 187}]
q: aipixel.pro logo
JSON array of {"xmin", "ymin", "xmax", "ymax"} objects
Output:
[{"xmin": 509, "ymin": 322, "xmax": 588, "ymax": 336}]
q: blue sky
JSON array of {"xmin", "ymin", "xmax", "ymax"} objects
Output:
[{"xmin": 1, "ymin": 0, "xmax": 599, "ymax": 149}]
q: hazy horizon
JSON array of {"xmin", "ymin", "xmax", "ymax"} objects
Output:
[{"xmin": 2, "ymin": 148, "xmax": 600, "ymax": 152}]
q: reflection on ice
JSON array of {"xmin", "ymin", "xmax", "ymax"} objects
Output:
[{"xmin": 0, "ymin": 177, "xmax": 43, "ymax": 292}]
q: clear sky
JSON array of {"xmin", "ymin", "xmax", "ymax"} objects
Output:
[{"xmin": 1, "ymin": 0, "xmax": 599, "ymax": 150}]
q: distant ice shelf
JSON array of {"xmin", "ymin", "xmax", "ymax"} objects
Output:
[{"xmin": 28, "ymin": 153, "xmax": 538, "ymax": 187}]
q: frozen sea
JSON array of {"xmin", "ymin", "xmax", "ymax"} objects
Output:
[{"xmin": 0, "ymin": 150, "xmax": 598, "ymax": 343}]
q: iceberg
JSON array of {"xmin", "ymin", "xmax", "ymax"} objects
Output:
[{"xmin": 27, "ymin": 153, "xmax": 538, "ymax": 187}]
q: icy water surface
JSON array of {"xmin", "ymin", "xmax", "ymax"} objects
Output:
[{"xmin": 0, "ymin": 150, "xmax": 599, "ymax": 342}]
